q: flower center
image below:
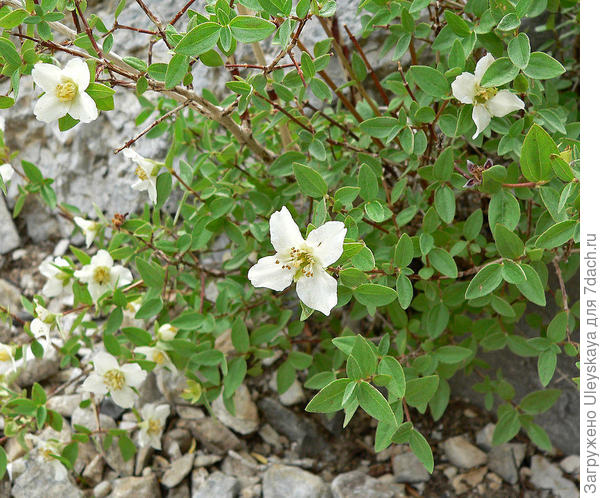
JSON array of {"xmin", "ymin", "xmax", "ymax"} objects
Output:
[
  {"xmin": 0, "ymin": 350, "xmax": 11, "ymax": 362},
  {"xmin": 93, "ymin": 266, "xmax": 111, "ymax": 285},
  {"xmin": 473, "ymin": 85, "xmax": 498, "ymax": 105},
  {"xmin": 152, "ymin": 351, "xmax": 166, "ymax": 364},
  {"xmin": 147, "ymin": 418, "xmax": 162, "ymax": 435},
  {"xmin": 55, "ymin": 80, "xmax": 77, "ymax": 102},
  {"xmin": 103, "ymin": 369, "xmax": 125, "ymax": 390},
  {"xmin": 135, "ymin": 165, "xmax": 149, "ymax": 181},
  {"xmin": 277, "ymin": 246, "xmax": 316, "ymax": 280}
]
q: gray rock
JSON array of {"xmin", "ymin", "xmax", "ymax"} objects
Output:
[
  {"xmin": 271, "ymin": 377, "xmax": 305, "ymax": 406},
  {"xmin": 258, "ymin": 398, "xmax": 327, "ymax": 458},
  {"xmin": 332, "ymin": 470, "xmax": 405, "ymax": 498},
  {"xmin": 93, "ymin": 481, "xmax": 112, "ymax": 498},
  {"xmin": 0, "ymin": 196, "xmax": 20, "ymax": 254},
  {"xmin": 487, "ymin": 443, "xmax": 526, "ymax": 484},
  {"xmin": 441, "ymin": 436, "xmax": 487, "ymax": 469},
  {"xmin": 100, "ymin": 398, "xmax": 127, "ymax": 419},
  {"xmin": 16, "ymin": 345, "xmax": 60, "ymax": 386},
  {"xmin": 391, "ymin": 451, "xmax": 431, "ymax": 483},
  {"xmin": 193, "ymin": 451, "xmax": 222, "ymax": 467},
  {"xmin": 192, "ymin": 471, "xmax": 240, "ymax": 498},
  {"xmin": 135, "ymin": 445, "xmax": 153, "ymax": 476},
  {"xmin": 212, "ymin": 384, "xmax": 260, "ymax": 435},
  {"xmin": 83, "ymin": 454, "xmax": 105, "ymax": 485},
  {"xmin": 559, "ymin": 455, "xmax": 580, "ymax": 474},
  {"xmin": 162, "ymin": 453, "xmax": 195, "ymax": 488},
  {"xmin": 168, "ymin": 481, "xmax": 191, "ymax": 498},
  {"xmin": 47, "ymin": 394, "xmax": 82, "ymax": 417},
  {"xmin": 163, "ymin": 428, "xmax": 193, "ymax": 456},
  {"xmin": 262, "ymin": 464, "xmax": 331, "ymax": 498},
  {"xmin": 11, "ymin": 458, "xmax": 83, "ymax": 498},
  {"xmin": 188, "ymin": 417, "xmax": 242, "ymax": 455},
  {"xmin": 475, "ymin": 423, "xmax": 495, "ymax": 451},
  {"xmin": 529, "ymin": 455, "xmax": 578, "ymax": 498},
  {"xmin": 109, "ymin": 474, "xmax": 161, "ymax": 498}
]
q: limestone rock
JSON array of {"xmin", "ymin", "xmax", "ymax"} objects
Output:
[
  {"xmin": 391, "ymin": 451, "xmax": 431, "ymax": 483},
  {"xmin": 262, "ymin": 464, "xmax": 331, "ymax": 498},
  {"xmin": 109, "ymin": 474, "xmax": 161, "ymax": 498},
  {"xmin": 332, "ymin": 470, "xmax": 405, "ymax": 497},
  {"xmin": 487, "ymin": 443, "xmax": 526, "ymax": 484},
  {"xmin": 11, "ymin": 458, "xmax": 83, "ymax": 498},
  {"xmin": 441, "ymin": 436, "xmax": 487, "ymax": 469},
  {"xmin": 529, "ymin": 455, "xmax": 578, "ymax": 498},
  {"xmin": 162, "ymin": 453, "xmax": 195, "ymax": 488},
  {"xmin": 191, "ymin": 471, "xmax": 240, "ymax": 498},
  {"xmin": 0, "ymin": 196, "xmax": 20, "ymax": 254},
  {"xmin": 212, "ymin": 384, "xmax": 259, "ymax": 435}
]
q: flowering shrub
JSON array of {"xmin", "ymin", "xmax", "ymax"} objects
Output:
[{"xmin": 0, "ymin": 0, "xmax": 579, "ymax": 481}]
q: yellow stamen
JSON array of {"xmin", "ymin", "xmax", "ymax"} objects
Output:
[
  {"xmin": 55, "ymin": 80, "xmax": 77, "ymax": 102},
  {"xmin": 103, "ymin": 369, "xmax": 125, "ymax": 390},
  {"xmin": 147, "ymin": 418, "xmax": 162, "ymax": 435},
  {"xmin": 473, "ymin": 86, "xmax": 498, "ymax": 105},
  {"xmin": 135, "ymin": 165, "xmax": 149, "ymax": 181},
  {"xmin": 0, "ymin": 350, "xmax": 11, "ymax": 362},
  {"xmin": 152, "ymin": 351, "xmax": 166, "ymax": 365},
  {"xmin": 93, "ymin": 266, "xmax": 111, "ymax": 285}
]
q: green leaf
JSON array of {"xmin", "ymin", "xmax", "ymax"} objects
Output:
[
  {"xmin": 429, "ymin": 248, "xmax": 457, "ymax": 278},
  {"xmin": 523, "ymin": 421, "xmax": 552, "ymax": 451},
  {"xmin": 0, "ymin": 446, "xmax": 6, "ymax": 479},
  {"xmin": 0, "ymin": 8, "xmax": 29, "ymax": 29},
  {"xmin": 444, "ymin": 10, "xmax": 471, "ymax": 37},
  {"xmin": 502, "ymin": 260, "xmax": 527, "ymax": 284},
  {"xmin": 433, "ymin": 148, "xmax": 454, "ymax": 181},
  {"xmin": 293, "ymin": 163, "xmax": 327, "ymax": 198},
  {"xmin": 354, "ymin": 284, "xmax": 398, "ymax": 307},
  {"xmin": 520, "ymin": 389, "xmax": 561, "ymax": 414},
  {"xmin": 508, "ymin": 33, "xmax": 531, "ymax": 69},
  {"xmin": 465, "ymin": 263, "xmax": 503, "ymax": 299},
  {"xmin": 123, "ymin": 327, "xmax": 152, "ymax": 346},
  {"xmin": 547, "ymin": 312, "xmax": 567, "ymax": 343},
  {"xmin": 410, "ymin": 430, "xmax": 434, "ymax": 473},
  {"xmin": 357, "ymin": 382, "xmax": 397, "ymax": 426},
  {"xmin": 351, "ymin": 335, "xmax": 378, "ymax": 378},
  {"xmin": 520, "ymin": 124, "xmax": 558, "ymax": 182},
  {"xmin": 358, "ymin": 164, "xmax": 378, "ymax": 201},
  {"xmin": 409, "ymin": 66, "xmax": 450, "ymax": 97},
  {"xmin": 463, "ymin": 209, "xmax": 483, "ymax": 240},
  {"xmin": 230, "ymin": 15, "xmax": 276, "ymax": 43},
  {"xmin": 538, "ymin": 349, "xmax": 556, "ymax": 387},
  {"xmin": 434, "ymin": 185, "xmax": 455, "ymax": 224},
  {"xmin": 493, "ymin": 408, "xmax": 520, "ymax": 445},
  {"xmin": 396, "ymin": 274, "xmax": 413, "ymax": 310},
  {"xmin": 494, "ymin": 223, "xmax": 524, "ymax": 259},
  {"xmin": 22, "ymin": 160, "xmax": 43, "ymax": 183},
  {"xmin": 516, "ymin": 264, "xmax": 546, "ymax": 306},
  {"xmin": 394, "ymin": 233, "xmax": 414, "ymax": 268},
  {"xmin": 489, "ymin": 191, "xmax": 520, "ymax": 233},
  {"xmin": 434, "ymin": 346, "xmax": 472, "ymax": 364},
  {"xmin": 306, "ymin": 378, "xmax": 351, "ymax": 413},
  {"xmin": 378, "ymin": 356, "xmax": 406, "ymax": 399},
  {"xmin": 165, "ymin": 54, "xmax": 188, "ymax": 89},
  {"xmin": 136, "ymin": 257, "xmax": 165, "ymax": 289},
  {"xmin": 359, "ymin": 117, "xmax": 399, "ymax": 139},
  {"xmin": 523, "ymin": 52, "xmax": 566, "ymax": 80},
  {"xmin": 0, "ymin": 38, "xmax": 20, "ymax": 66},
  {"xmin": 118, "ymin": 435, "xmax": 136, "ymax": 461},
  {"xmin": 223, "ymin": 357, "xmax": 246, "ymax": 399},
  {"xmin": 175, "ymin": 22, "xmax": 221, "ymax": 56},
  {"xmin": 480, "ymin": 57, "xmax": 519, "ymax": 87},
  {"xmin": 104, "ymin": 308, "xmax": 123, "ymax": 335},
  {"xmin": 231, "ymin": 316, "xmax": 250, "ymax": 353},
  {"xmin": 405, "ymin": 375, "xmax": 439, "ymax": 406},
  {"xmin": 535, "ymin": 220, "xmax": 577, "ymax": 249}
]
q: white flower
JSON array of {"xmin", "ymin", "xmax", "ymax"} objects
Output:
[
  {"xmin": 74, "ymin": 250, "xmax": 132, "ymax": 303},
  {"xmin": 125, "ymin": 297, "xmax": 142, "ymax": 314},
  {"xmin": 73, "ymin": 216, "xmax": 99, "ymax": 248},
  {"xmin": 32, "ymin": 59, "xmax": 98, "ymax": 123},
  {"xmin": 0, "ymin": 163, "xmax": 13, "ymax": 184},
  {"xmin": 157, "ymin": 323, "xmax": 177, "ymax": 342},
  {"xmin": 0, "ymin": 344, "xmax": 16, "ymax": 375},
  {"xmin": 137, "ymin": 403, "xmax": 170, "ymax": 450},
  {"xmin": 451, "ymin": 53, "xmax": 525, "ymax": 139},
  {"xmin": 134, "ymin": 345, "xmax": 176, "ymax": 372},
  {"xmin": 123, "ymin": 149, "xmax": 159, "ymax": 204},
  {"xmin": 30, "ymin": 301, "xmax": 64, "ymax": 343},
  {"xmin": 39, "ymin": 256, "xmax": 72, "ymax": 299},
  {"xmin": 248, "ymin": 206, "xmax": 346, "ymax": 316},
  {"xmin": 81, "ymin": 351, "xmax": 147, "ymax": 408}
]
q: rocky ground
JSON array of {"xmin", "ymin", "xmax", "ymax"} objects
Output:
[{"xmin": 0, "ymin": 241, "xmax": 581, "ymax": 497}]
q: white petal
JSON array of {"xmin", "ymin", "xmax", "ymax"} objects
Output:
[
  {"xmin": 155, "ymin": 404, "xmax": 170, "ymax": 421},
  {"xmin": 137, "ymin": 430, "xmax": 152, "ymax": 448},
  {"xmin": 42, "ymin": 279, "xmax": 63, "ymax": 298},
  {"xmin": 141, "ymin": 403, "xmax": 155, "ymax": 419},
  {"xmin": 451, "ymin": 72, "xmax": 477, "ymax": 104},
  {"xmin": 306, "ymin": 221, "xmax": 347, "ymax": 267},
  {"xmin": 0, "ymin": 163, "xmax": 13, "ymax": 183},
  {"xmin": 474, "ymin": 53, "xmax": 495, "ymax": 83},
  {"xmin": 81, "ymin": 373, "xmax": 108, "ymax": 395},
  {"xmin": 269, "ymin": 206, "xmax": 304, "ymax": 253},
  {"xmin": 248, "ymin": 255, "xmax": 294, "ymax": 292},
  {"xmin": 295, "ymin": 268, "xmax": 338, "ymax": 316},
  {"xmin": 472, "ymin": 105, "xmax": 492, "ymax": 139},
  {"xmin": 92, "ymin": 250, "xmax": 113, "ymax": 268},
  {"xmin": 93, "ymin": 351, "xmax": 119, "ymax": 375},
  {"xmin": 149, "ymin": 434, "xmax": 162, "ymax": 450},
  {"xmin": 62, "ymin": 58, "xmax": 90, "ymax": 90},
  {"xmin": 147, "ymin": 178, "xmax": 157, "ymax": 204},
  {"xmin": 30, "ymin": 319, "xmax": 50, "ymax": 341},
  {"xmin": 68, "ymin": 92, "xmax": 98, "ymax": 123},
  {"xmin": 88, "ymin": 282, "xmax": 109, "ymax": 302},
  {"xmin": 486, "ymin": 90, "xmax": 525, "ymax": 117},
  {"xmin": 110, "ymin": 387, "xmax": 136, "ymax": 408},
  {"xmin": 34, "ymin": 93, "xmax": 69, "ymax": 123},
  {"xmin": 31, "ymin": 63, "xmax": 62, "ymax": 93},
  {"xmin": 123, "ymin": 148, "xmax": 144, "ymax": 165},
  {"xmin": 121, "ymin": 363, "xmax": 147, "ymax": 388},
  {"xmin": 111, "ymin": 265, "xmax": 133, "ymax": 288},
  {"xmin": 74, "ymin": 266, "xmax": 93, "ymax": 283}
]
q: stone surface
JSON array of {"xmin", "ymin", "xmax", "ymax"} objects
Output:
[
  {"xmin": 331, "ymin": 470, "xmax": 405, "ymax": 497},
  {"xmin": 0, "ymin": 278, "xmax": 21, "ymax": 341},
  {"xmin": 451, "ymin": 467, "xmax": 487, "ymax": 495},
  {"xmin": 487, "ymin": 443, "xmax": 526, "ymax": 484},
  {"xmin": 109, "ymin": 474, "xmax": 161, "ymax": 498},
  {"xmin": 269, "ymin": 376, "xmax": 305, "ymax": 406},
  {"xmin": 0, "ymin": 196, "xmax": 20, "ymax": 254},
  {"xmin": 391, "ymin": 451, "xmax": 431, "ymax": 483},
  {"xmin": 258, "ymin": 398, "xmax": 327, "ymax": 458},
  {"xmin": 529, "ymin": 455, "xmax": 578, "ymax": 498},
  {"xmin": 162, "ymin": 453, "xmax": 195, "ymax": 488},
  {"xmin": 212, "ymin": 384, "xmax": 260, "ymax": 435},
  {"xmin": 93, "ymin": 481, "xmax": 112, "ymax": 498},
  {"xmin": 559, "ymin": 455, "xmax": 580, "ymax": 474},
  {"xmin": 191, "ymin": 470, "xmax": 240, "ymax": 498},
  {"xmin": 441, "ymin": 436, "xmax": 487, "ymax": 469},
  {"xmin": 187, "ymin": 417, "xmax": 242, "ymax": 455},
  {"xmin": 16, "ymin": 344, "xmax": 60, "ymax": 386},
  {"xmin": 263, "ymin": 464, "xmax": 331, "ymax": 498},
  {"xmin": 46, "ymin": 394, "xmax": 82, "ymax": 417},
  {"xmin": 11, "ymin": 458, "xmax": 83, "ymax": 498},
  {"xmin": 475, "ymin": 423, "xmax": 495, "ymax": 452}
]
